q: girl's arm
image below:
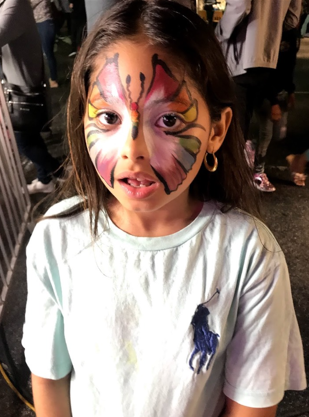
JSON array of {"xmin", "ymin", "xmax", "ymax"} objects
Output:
[
  {"xmin": 221, "ymin": 398, "xmax": 277, "ymax": 417},
  {"xmin": 32, "ymin": 373, "xmax": 72, "ymax": 417}
]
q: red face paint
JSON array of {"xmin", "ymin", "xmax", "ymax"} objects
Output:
[
  {"xmin": 85, "ymin": 53, "xmax": 205, "ymax": 195},
  {"xmin": 87, "ymin": 54, "xmax": 127, "ymax": 187},
  {"xmin": 143, "ymin": 54, "xmax": 202, "ymax": 194}
]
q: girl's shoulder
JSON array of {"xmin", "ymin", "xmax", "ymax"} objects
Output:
[
  {"xmin": 44, "ymin": 195, "xmax": 84, "ymax": 217},
  {"xmin": 207, "ymin": 202, "xmax": 282, "ymax": 254},
  {"xmin": 27, "ymin": 196, "xmax": 100, "ymax": 263}
]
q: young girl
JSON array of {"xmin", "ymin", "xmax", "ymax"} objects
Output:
[{"xmin": 22, "ymin": 1, "xmax": 306, "ymax": 416}]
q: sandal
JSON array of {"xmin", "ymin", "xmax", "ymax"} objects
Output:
[
  {"xmin": 291, "ymin": 172, "xmax": 306, "ymax": 187},
  {"xmin": 286, "ymin": 154, "xmax": 307, "ymax": 186}
]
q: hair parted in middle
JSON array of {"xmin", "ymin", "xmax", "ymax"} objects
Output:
[{"xmin": 58, "ymin": 0, "xmax": 260, "ymax": 235}]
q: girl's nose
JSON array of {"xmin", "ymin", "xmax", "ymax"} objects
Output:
[{"xmin": 120, "ymin": 126, "xmax": 150, "ymax": 161}]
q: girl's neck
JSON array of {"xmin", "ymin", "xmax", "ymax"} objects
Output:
[{"xmin": 108, "ymin": 198, "xmax": 204, "ymax": 238}]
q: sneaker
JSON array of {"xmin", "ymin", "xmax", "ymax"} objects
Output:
[
  {"xmin": 253, "ymin": 173, "xmax": 276, "ymax": 192},
  {"xmin": 68, "ymin": 51, "xmax": 77, "ymax": 57},
  {"xmin": 27, "ymin": 179, "xmax": 55, "ymax": 194},
  {"xmin": 245, "ymin": 140, "xmax": 255, "ymax": 168}
]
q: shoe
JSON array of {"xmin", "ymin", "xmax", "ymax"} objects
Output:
[
  {"xmin": 68, "ymin": 51, "xmax": 76, "ymax": 57},
  {"xmin": 253, "ymin": 173, "xmax": 276, "ymax": 192},
  {"xmin": 286, "ymin": 154, "xmax": 307, "ymax": 186},
  {"xmin": 245, "ymin": 140, "xmax": 255, "ymax": 168},
  {"xmin": 27, "ymin": 179, "xmax": 55, "ymax": 194},
  {"xmin": 291, "ymin": 172, "xmax": 306, "ymax": 187}
]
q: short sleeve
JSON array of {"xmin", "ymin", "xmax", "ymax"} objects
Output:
[
  {"xmin": 223, "ymin": 248, "xmax": 306, "ymax": 407},
  {"xmin": 22, "ymin": 222, "xmax": 72, "ymax": 380}
]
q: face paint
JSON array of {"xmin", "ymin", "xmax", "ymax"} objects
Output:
[
  {"xmin": 126, "ymin": 73, "xmax": 146, "ymax": 139},
  {"xmin": 85, "ymin": 52, "xmax": 207, "ymax": 198},
  {"xmin": 86, "ymin": 53, "xmax": 128, "ymax": 187},
  {"xmin": 144, "ymin": 54, "xmax": 205, "ymax": 194}
]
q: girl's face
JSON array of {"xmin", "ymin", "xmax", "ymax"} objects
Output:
[{"xmin": 84, "ymin": 41, "xmax": 228, "ymax": 214}]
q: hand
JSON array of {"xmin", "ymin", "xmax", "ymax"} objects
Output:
[
  {"xmin": 270, "ymin": 104, "xmax": 282, "ymax": 122},
  {"xmin": 288, "ymin": 93, "xmax": 296, "ymax": 109}
]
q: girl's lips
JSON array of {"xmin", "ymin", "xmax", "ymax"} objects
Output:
[
  {"xmin": 116, "ymin": 171, "xmax": 158, "ymax": 183},
  {"xmin": 118, "ymin": 179, "xmax": 160, "ymax": 199}
]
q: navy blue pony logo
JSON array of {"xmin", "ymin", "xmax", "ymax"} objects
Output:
[{"xmin": 189, "ymin": 289, "xmax": 220, "ymax": 374}]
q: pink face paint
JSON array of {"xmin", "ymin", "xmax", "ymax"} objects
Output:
[
  {"xmin": 145, "ymin": 54, "xmax": 204, "ymax": 194},
  {"xmin": 86, "ymin": 53, "xmax": 127, "ymax": 187},
  {"xmin": 85, "ymin": 53, "xmax": 205, "ymax": 196}
]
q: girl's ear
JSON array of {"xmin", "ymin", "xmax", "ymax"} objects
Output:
[{"xmin": 207, "ymin": 107, "xmax": 233, "ymax": 153}]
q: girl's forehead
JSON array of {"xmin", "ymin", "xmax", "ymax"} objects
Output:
[{"xmin": 90, "ymin": 40, "xmax": 194, "ymax": 91}]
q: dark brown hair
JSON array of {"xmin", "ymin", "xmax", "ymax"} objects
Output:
[{"xmin": 56, "ymin": 0, "xmax": 260, "ymax": 235}]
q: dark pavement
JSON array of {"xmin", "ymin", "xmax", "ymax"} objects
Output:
[{"xmin": 0, "ymin": 35, "xmax": 308, "ymax": 417}]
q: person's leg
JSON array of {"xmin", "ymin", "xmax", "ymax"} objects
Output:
[
  {"xmin": 14, "ymin": 130, "xmax": 62, "ymax": 184},
  {"xmin": 251, "ymin": 99, "xmax": 276, "ymax": 192},
  {"xmin": 233, "ymin": 76, "xmax": 253, "ymax": 141},
  {"xmin": 255, "ymin": 100, "xmax": 274, "ymax": 173},
  {"xmin": 286, "ymin": 151, "xmax": 308, "ymax": 186},
  {"xmin": 273, "ymin": 111, "xmax": 288, "ymax": 141},
  {"xmin": 37, "ymin": 20, "xmax": 58, "ymax": 84}
]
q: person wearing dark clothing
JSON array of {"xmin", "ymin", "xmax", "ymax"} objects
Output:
[
  {"xmin": 215, "ymin": 0, "xmax": 301, "ymax": 143},
  {"xmin": 0, "ymin": 0, "xmax": 63, "ymax": 194},
  {"xmin": 31, "ymin": 0, "xmax": 59, "ymax": 88},
  {"xmin": 69, "ymin": 0, "xmax": 87, "ymax": 56},
  {"xmin": 252, "ymin": 28, "xmax": 300, "ymax": 192}
]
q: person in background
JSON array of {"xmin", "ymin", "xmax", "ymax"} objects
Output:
[
  {"xmin": 84, "ymin": 0, "xmax": 193, "ymax": 33},
  {"xmin": 300, "ymin": 0, "xmax": 309, "ymax": 36},
  {"xmin": 215, "ymin": 0, "xmax": 301, "ymax": 158},
  {"xmin": 51, "ymin": 0, "xmax": 72, "ymax": 42},
  {"xmin": 252, "ymin": 27, "xmax": 299, "ymax": 192},
  {"xmin": 84, "ymin": 0, "xmax": 117, "ymax": 32},
  {"xmin": 286, "ymin": 150, "xmax": 309, "ymax": 186},
  {"xmin": 69, "ymin": 0, "xmax": 86, "ymax": 57},
  {"xmin": 0, "ymin": 0, "xmax": 63, "ymax": 194},
  {"xmin": 30, "ymin": 0, "xmax": 59, "ymax": 88}
]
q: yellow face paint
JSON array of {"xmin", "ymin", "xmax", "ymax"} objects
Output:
[
  {"xmin": 182, "ymin": 103, "xmax": 198, "ymax": 122},
  {"xmin": 88, "ymin": 101, "xmax": 99, "ymax": 119}
]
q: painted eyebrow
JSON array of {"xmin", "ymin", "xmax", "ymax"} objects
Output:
[{"xmin": 144, "ymin": 97, "xmax": 193, "ymax": 109}]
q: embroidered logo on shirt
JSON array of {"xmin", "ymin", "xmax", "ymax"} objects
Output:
[{"xmin": 189, "ymin": 289, "xmax": 220, "ymax": 374}]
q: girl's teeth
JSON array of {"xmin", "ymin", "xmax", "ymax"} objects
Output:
[{"xmin": 127, "ymin": 179, "xmax": 152, "ymax": 187}]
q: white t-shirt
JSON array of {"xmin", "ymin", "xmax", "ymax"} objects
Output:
[{"xmin": 22, "ymin": 197, "xmax": 306, "ymax": 417}]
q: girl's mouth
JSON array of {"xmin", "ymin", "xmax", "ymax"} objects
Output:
[
  {"xmin": 118, "ymin": 175, "xmax": 159, "ymax": 199},
  {"xmin": 122, "ymin": 178, "xmax": 155, "ymax": 188}
]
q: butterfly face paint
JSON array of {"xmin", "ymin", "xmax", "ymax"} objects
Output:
[
  {"xmin": 85, "ymin": 49, "xmax": 208, "ymax": 198},
  {"xmin": 86, "ymin": 53, "xmax": 147, "ymax": 187},
  {"xmin": 143, "ymin": 54, "xmax": 205, "ymax": 194},
  {"xmin": 86, "ymin": 54, "xmax": 126, "ymax": 187}
]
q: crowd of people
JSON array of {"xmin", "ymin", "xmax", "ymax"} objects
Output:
[{"xmin": 0, "ymin": 1, "xmax": 307, "ymax": 417}]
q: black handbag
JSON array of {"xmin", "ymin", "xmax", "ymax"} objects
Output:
[{"xmin": 1, "ymin": 81, "xmax": 49, "ymax": 132}]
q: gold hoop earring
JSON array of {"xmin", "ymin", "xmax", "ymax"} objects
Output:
[{"xmin": 204, "ymin": 152, "xmax": 218, "ymax": 172}]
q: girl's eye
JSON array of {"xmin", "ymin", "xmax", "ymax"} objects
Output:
[
  {"xmin": 97, "ymin": 112, "xmax": 120, "ymax": 126},
  {"xmin": 156, "ymin": 114, "xmax": 183, "ymax": 129}
]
